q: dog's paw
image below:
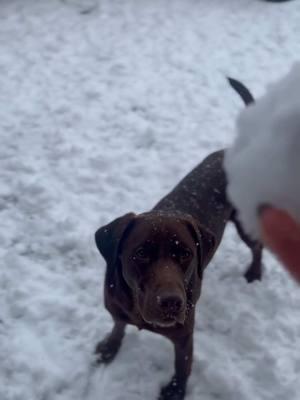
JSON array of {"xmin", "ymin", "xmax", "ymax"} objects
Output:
[
  {"xmin": 158, "ymin": 377, "xmax": 186, "ymax": 400},
  {"xmin": 94, "ymin": 338, "xmax": 121, "ymax": 364},
  {"xmin": 244, "ymin": 262, "xmax": 263, "ymax": 283}
]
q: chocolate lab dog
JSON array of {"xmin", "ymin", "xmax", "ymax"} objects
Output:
[{"xmin": 94, "ymin": 78, "xmax": 262, "ymax": 400}]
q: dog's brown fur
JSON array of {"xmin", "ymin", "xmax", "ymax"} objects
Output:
[{"xmin": 94, "ymin": 147, "xmax": 263, "ymax": 400}]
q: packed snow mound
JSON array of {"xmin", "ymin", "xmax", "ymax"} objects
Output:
[{"xmin": 225, "ymin": 63, "xmax": 300, "ymax": 238}]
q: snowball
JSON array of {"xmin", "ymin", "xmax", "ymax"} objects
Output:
[{"xmin": 225, "ymin": 64, "xmax": 300, "ymax": 239}]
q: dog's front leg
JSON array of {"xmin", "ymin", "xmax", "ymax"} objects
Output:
[
  {"xmin": 159, "ymin": 334, "xmax": 193, "ymax": 400},
  {"xmin": 95, "ymin": 319, "xmax": 126, "ymax": 364}
]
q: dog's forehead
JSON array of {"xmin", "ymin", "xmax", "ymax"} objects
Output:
[{"xmin": 128, "ymin": 214, "xmax": 192, "ymax": 243}]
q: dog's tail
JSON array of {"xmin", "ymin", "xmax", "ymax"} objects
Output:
[{"xmin": 227, "ymin": 77, "xmax": 254, "ymax": 106}]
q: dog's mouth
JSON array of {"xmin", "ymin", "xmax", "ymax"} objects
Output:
[
  {"xmin": 154, "ymin": 320, "xmax": 178, "ymax": 328},
  {"xmin": 143, "ymin": 314, "xmax": 185, "ymax": 329},
  {"xmin": 137, "ymin": 288, "xmax": 187, "ymax": 329},
  {"xmin": 145, "ymin": 319, "xmax": 177, "ymax": 328}
]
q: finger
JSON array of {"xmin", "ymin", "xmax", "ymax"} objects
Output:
[{"xmin": 260, "ymin": 208, "xmax": 300, "ymax": 283}]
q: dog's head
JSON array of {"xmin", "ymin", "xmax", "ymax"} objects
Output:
[{"xmin": 95, "ymin": 212, "xmax": 216, "ymax": 328}]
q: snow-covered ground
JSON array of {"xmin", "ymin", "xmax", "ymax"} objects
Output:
[{"xmin": 0, "ymin": 1, "xmax": 300, "ymax": 399}]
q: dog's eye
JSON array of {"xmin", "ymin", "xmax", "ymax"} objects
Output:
[
  {"xmin": 134, "ymin": 247, "xmax": 150, "ymax": 262},
  {"xmin": 180, "ymin": 249, "xmax": 192, "ymax": 261}
]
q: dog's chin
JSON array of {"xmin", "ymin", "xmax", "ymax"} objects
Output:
[{"xmin": 143, "ymin": 315, "xmax": 185, "ymax": 329}]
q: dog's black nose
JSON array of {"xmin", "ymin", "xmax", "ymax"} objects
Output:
[{"xmin": 158, "ymin": 294, "xmax": 184, "ymax": 314}]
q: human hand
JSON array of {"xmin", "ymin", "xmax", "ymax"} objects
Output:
[{"xmin": 259, "ymin": 207, "xmax": 300, "ymax": 283}]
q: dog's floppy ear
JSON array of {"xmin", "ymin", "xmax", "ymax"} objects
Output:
[
  {"xmin": 184, "ymin": 216, "xmax": 217, "ymax": 276},
  {"xmin": 95, "ymin": 213, "xmax": 136, "ymax": 267},
  {"xmin": 198, "ymin": 225, "xmax": 216, "ymax": 269}
]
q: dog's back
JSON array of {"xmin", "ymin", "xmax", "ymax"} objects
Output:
[
  {"xmin": 154, "ymin": 150, "xmax": 232, "ymax": 247},
  {"xmin": 154, "ymin": 78, "xmax": 256, "ymax": 248}
]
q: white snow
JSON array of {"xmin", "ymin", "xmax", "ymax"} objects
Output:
[
  {"xmin": 1, "ymin": 1, "xmax": 300, "ymax": 400},
  {"xmin": 225, "ymin": 63, "xmax": 300, "ymax": 238}
]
